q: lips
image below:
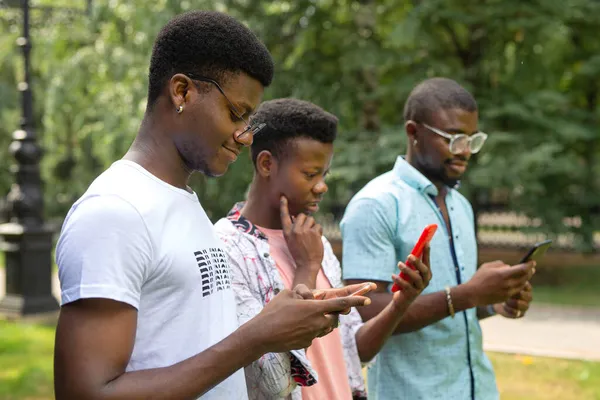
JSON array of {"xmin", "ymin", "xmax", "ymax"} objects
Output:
[
  {"xmin": 445, "ymin": 158, "xmax": 468, "ymax": 175},
  {"xmin": 222, "ymin": 146, "xmax": 240, "ymax": 161}
]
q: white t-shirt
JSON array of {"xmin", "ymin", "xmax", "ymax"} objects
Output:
[{"xmin": 56, "ymin": 160, "xmax": 247, "ymax": 400}]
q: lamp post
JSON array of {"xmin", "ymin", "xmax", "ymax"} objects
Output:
[{"xmin": 0, "ymin": 0, "xmax": 57, "ymax": 317}]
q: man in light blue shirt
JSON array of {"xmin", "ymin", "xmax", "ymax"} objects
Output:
[{"xmin": 341, "ymin": 78, "xmax": 536, "ymax": 400}]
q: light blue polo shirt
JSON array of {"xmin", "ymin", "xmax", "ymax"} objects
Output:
[{"xmin": 341, "ymin": 156, "xmax": 498, "ymax": 400}]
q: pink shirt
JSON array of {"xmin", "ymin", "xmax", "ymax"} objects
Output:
[{"xmin": 259, "ymin": 227, "xmax": 353, "ymax": 400}]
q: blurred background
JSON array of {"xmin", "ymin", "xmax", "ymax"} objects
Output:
[{"xmin": 0, "ymin": 0, "xmax": 598, "ymax": 399}]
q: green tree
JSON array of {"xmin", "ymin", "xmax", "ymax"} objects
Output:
[{"xmin": 0, "ymin": 0, "xmax": 597, "ymax": 250}]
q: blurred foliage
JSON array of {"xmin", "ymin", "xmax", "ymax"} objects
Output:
[{"xmin": 0, "ymin": 0, "xmax": 599, "ymax": 250}]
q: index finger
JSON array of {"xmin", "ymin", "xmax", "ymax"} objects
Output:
[
  {"xmin": 313, "ymin": 295, "xmax": 372, "ymax": 313},
  {"xmin": 280, "ymin": 196, "xmax": 293, "ymax": 234},
  {"xmin": 407, "ymin": 254, "xmax": 429, "ymax": 279},
  {"xmin": 321, "ymin": 283, "xmax": 377, "ymax": 298},
  {"xmin": 507, "ymin": 260, "xmax": 536, "ymax": 278}
]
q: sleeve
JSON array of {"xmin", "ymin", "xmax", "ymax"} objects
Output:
[
  {"xmin": 216, "ymin": 231, "xmax": 314, "ymax": 398},
  {"xmin": 56, "ymin": 195, "xmax": 154, "ymax": 309},
  {"xmin": 340, "ymin": 196, "xmax": 398, "ymax": 283}
]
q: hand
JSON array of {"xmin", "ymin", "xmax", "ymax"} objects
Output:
[
  {"xmin": 311, "ymin": 282, "xmax": 377, "ymax": 315},
  {"xmin": 280, "ymin": 196, "xmax": 324, "ymax": 285},
  {"xmin": 466, "ymin": 260, "xmax": 536, "ymax": 307},
  {"xmin": 254, "ymin": 284, "xmax": 371, "ymax": 353},
  {"xmin": 391, "ymin": 246, "xmax": 432, "ymax": 306},
  {"xmin": 301, "ymin": 283, "xmax": 377, "ymax": 335},
  {"xmin": 494, "ymin": 281, "xmax": 533, "ymax": 318}
]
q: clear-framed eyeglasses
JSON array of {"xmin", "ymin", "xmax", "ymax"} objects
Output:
[
  {"xmin": 185, "ymin": 74, "xmax": 266, "ymax": 144},
  {"xmin": 422, "ymin": 123, "xmax": 488, "ymax": 155}
]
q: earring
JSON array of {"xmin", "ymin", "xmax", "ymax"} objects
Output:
[
  {"xmin": 413, "ymin": 139, "xmax": 418, "ymax": 146},
  {"xmin": 177, "ymin": 104, "xmax": 184, "ymax": 114}
]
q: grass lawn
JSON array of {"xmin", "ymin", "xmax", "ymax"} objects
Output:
[
  {"xmin": 532, "ymin": 264, "xmax": 600, "ymax": 308},
  {"xmin": 0, "ymin": 321, "xmax": 54, "ymax": 400},
  {"xmin": 1, "ymin": 321, "xmax": 600, "ymax": 400},
  {"xmin": 490, "ymin": 352, "xmax": 600, "ymax": 400}
]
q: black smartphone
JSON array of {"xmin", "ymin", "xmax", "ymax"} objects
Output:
[{"xmin": 519, "ymin": 239, "xmax": 553, "ymax": 263}]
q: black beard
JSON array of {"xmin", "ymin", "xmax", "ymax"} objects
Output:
[{"xmin": 416, "ymin": 160, "xmax": 461, "ymax": 189}]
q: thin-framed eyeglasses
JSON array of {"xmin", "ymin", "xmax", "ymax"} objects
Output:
[
  {"xmin": 422, "ymin": 123, "xmax": 488, "ymax": 154},
  {"xmin": 185, "ymin": 74, "xmax": 266, "ymax": 144}
]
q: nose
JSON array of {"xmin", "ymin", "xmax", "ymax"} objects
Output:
[
  {"xmin": 313, "ymin": 179, "xmax": 328, "ymax": 195},
  {"xmin": 234, "ymin": 127, "xmax": 253, "ymax": 147},
  {"xmin": 459, "ymin": 148, "xmax": 471, "ymax": 159}
]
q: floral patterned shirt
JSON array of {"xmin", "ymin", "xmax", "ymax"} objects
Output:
[{"xmin": 214, "ymin": 203, "xmax": 367, "ymax": 400}]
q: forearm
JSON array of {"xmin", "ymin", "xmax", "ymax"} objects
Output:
[
  {"xmin": 355, "ymin": 298, "xmax": 412, "ymax": 362},
  {"xmin": 356, "ymin": 284, "xmax": 477, "ymax": 335},
  {"xmin": 59, "ymin": 324, "xmax": 265, "ymax": 400},
  {"xmin": 392, "ymin": 284, "xmax": 477, "ymax": 333},
  {"xmin": 292, "ymin": 264, "xmax": 320, "ymax": 289}
]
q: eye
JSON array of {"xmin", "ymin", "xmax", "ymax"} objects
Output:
[
  {"xmin": 304, "ymin": 172, "xmax": 318, "ymax": 179},
  {"xmin": 230, "ymin": 110, "xmax": 243, "ymax": 122}
]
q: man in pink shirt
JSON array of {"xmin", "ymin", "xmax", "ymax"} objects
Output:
[{"xmin": 215, "ymin": 98, "xmax": 432, "ymax": 399}]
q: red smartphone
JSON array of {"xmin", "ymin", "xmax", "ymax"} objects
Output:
[{"xmin": 391, "ymin": 224, "xmax": 438, "ymax": 293}]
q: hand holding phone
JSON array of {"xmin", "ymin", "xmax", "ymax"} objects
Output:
[{"xmin": 391, "ymin": 224, "xmax": 438, "ymax": 293}]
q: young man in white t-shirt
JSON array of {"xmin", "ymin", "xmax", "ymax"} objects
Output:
[{"xmin": 54, "ymin": 11, "xmax": 372, "ymax": 400}]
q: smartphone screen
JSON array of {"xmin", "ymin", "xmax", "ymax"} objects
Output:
[{"xmin": 519, "ymin": 239, "xmax": 553, "ymax": 263}]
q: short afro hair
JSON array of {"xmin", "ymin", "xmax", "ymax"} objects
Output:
[
  {"xmin": 147, "ymin": 11, "xmax": 274, "ymax": 109},
  {"xmin": 403, "ymin": 78, "xmax": 477, "ymax": 124},
  {"xmin": 250, "ymin": 98, "xmax": 338, "ymax": 166}
]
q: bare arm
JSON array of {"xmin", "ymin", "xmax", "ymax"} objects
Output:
[
  {"xmin": 54, "ymin": 288, "xmax": 371, "ymax": 400},
  {"xmin": 54, "ymin": 298, "xmax": 267, "ymax": 400},
  {"xmin": 348, "ymin": 259, "xmax": 536, "ymax": 335},
  {"xmin": 354, "ymin": 283, "xmax": 476, "ymax": 334},
  {"xmin": 352, "ymin": 251, "xmax": 433, "ymax": 360}
]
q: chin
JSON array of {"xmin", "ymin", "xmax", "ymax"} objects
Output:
[
  {"xmin": 441, "ymin": 176, "xmax": 461, "ymax": 188},
  {"xmin": 203, "ymin": 164, "xmax": 228, "ymax": 178},
  {"xmin": 194, "ymin": 156, "xmax": 231, "ymax": 178}
]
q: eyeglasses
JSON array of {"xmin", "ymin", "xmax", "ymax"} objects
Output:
[
  {"xmin": 422, "ymin": 123, "xmax": 488, "ymax": 155},
  {"xmin": 185, "ymin": 74, "xmax": 266, "ymax": 144}
]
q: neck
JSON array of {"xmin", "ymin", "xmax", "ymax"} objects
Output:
[
  {"xmin": 124, "ymin": 111, "xmax": 193, "ymax": 190},
  {"xmin": 241, "ymin": 178, "xmax": 282, "ymax": 229},
  {"xmin": 405, "ymin": 151, "xmax": 448, "ymax": 199}
]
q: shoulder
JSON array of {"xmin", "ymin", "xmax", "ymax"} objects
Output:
[
  {"xmin": 214, "ymin": 217, "xmax": 238, "ymax": 239},
  {"xmin": 63, "ymin": 194, "xmax": 148, "ymax": 234}
]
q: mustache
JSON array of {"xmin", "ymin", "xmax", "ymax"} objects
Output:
[{"xmin": 445, "ymin": 155, "xmax": 468, "ymax": 164}]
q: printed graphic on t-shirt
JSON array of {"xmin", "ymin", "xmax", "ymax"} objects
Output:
[{"xmin": 194, "ymin": 248, "xmax": 232, "ymax": 297}]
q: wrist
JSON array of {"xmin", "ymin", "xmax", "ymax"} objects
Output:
[
  {"xmin": 229, "ymin": 314, "xmax": 273, "ymax": 366},
  {"xmin": 293, "ymin": 263, "xmax": 321, "ymax": 289},
  {"xmin": 491, "ymin": 303, "xmax": 501, "ymax": 315},
  {"xmin": 390, "ymin": 294, "xmax": 412, "ymax": 315},
  {"xmin": 452, "ymin": 283, "xmax": 479, "ymax": 309},
  {"xmin": 295, "ymin": 261, "xmax": 321, "ymax": 272},
  {"xmin": 237, "ymin": 319, "xmax": 271, "ymax": 357}
]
